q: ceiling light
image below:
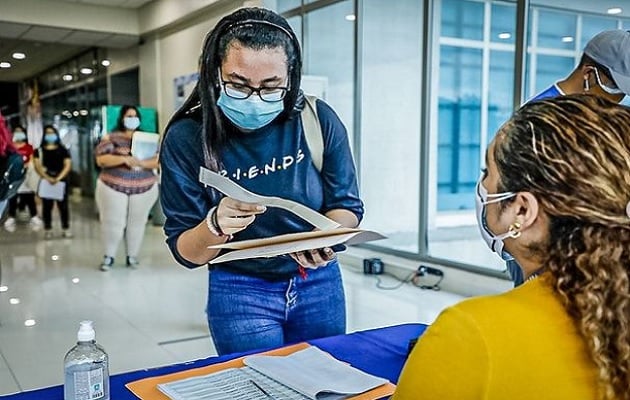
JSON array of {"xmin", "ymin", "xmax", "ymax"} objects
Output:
[
  {"xmin": 561, "ymin": 36, "xmax": 574, "ymax": 43},
  {"xmin": 80, "ymin": 67, "xmax": 93, "ymax": 75},
  {"xmin": 72, "ymin": 278, "xmax": 80, "ymax": 284},
  {"xmin": 9, "ymin": 298, "xmax": 20, "ymax": 305},
  {"xmin": 345, "ymin": 14, "xmax": 356, "ymax": 21},
  {"xmin": 80, "ymin": 109, "xmax": 88, "ymax": 116},
  {"xmin": 607, "ymin": 7, "xmax": 622, "ymax": 14},
  {"xmin": 0, "ymin": 62, "xmax": 11, "ymax": 68},
  {"xmin": 51, "ymin": 255, "xmax": 59, "ymax": 261},
  {"xmin": 498, "ymin": 32, "xmax": 511, "ymax": 40},
  {"xmin": 101, "ymin": 59, "xmax": 111, "ymax": 67},
  {"xmin": 0, "ymin": 285, "xmax": 7, "ymax": 292},
  {"xmin": 12, "ymin": 52, "xmax": 26, "ymax": 60},
  {"xmin": 72, "ymin": 110, "xmax": 79, "ymax": 117},
  {"xmin": 24, "ymin": 319, "xmax": 36, "ymax": 327},
  {"xmin": 62, "ymin": 74, "xmax": 73, "ymax": 81}
]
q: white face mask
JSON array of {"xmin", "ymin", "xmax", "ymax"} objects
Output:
[
  {"xmin": 123, "ymin": 116, "xmax": 140, "ymax": 131},
  {"xmin": 475, "ymin": 177, "xmax": 518, "ymax": 260}
]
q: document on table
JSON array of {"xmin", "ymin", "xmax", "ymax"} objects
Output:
[
  {"xmin": 157, "ymin": 346, "xmax": 388, "ymax": 400},
  {"xmin": 37, "ymin": 180, "xmax": 66, "ymax": 201},
  {"xmin": 131, "ymin": 131, "xmax": 159, "ymax": 160},
  {"xmin": 198, "ymin": 167, "xmax": 386, "ymax": 264}
]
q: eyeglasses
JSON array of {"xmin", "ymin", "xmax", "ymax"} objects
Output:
[
  {"xmin": 220, "ymin": 79, "xmax": 289, "ymax": 103},
  {"xmin": 592, "ymin": 68, "xmax": 624, "ymax": 95}
]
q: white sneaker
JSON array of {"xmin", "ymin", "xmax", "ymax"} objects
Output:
[
  {"xmin": 4, "ymin": 217, "xmax": 16, "ymax": 232},
  {"xmin": 30, "ymin": 216, "xmax": 43, "ymax": 231}
]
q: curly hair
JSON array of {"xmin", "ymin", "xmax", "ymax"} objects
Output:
[{"xmin": 494, "ymin": 94, "xmax": 630, "ymax": 399}]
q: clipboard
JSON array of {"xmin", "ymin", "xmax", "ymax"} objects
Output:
[{"xmin": 125, "ymin": 343, "xmax": 396, "ymax": 400}]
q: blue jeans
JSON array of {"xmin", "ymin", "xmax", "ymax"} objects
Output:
[{"xmin": 207, "ymin": 261, "xmax": 346, "ymax": 355}]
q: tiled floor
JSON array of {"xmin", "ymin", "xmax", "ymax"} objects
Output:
[{"xmin": 0, "ymin": 199, "xmax": 463, "ymax": 396}]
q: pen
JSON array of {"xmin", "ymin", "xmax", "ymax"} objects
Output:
[{"xmin": 249, "ymin": 379, "xmax": 278, "ymax": 400}]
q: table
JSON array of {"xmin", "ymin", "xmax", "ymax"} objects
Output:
[{"xmin": 0, "ymin": 323, "xmax": 427, "ymax": 400}]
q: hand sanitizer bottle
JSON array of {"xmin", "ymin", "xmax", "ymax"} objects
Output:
[{"xmin": 64, "ymin": 321, "xmax": 110, "ymax": 400}]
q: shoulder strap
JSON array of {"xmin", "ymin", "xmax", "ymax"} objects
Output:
[{"xmin": 301, "ymin": 94, "xmax": 324, "ymax": 172}]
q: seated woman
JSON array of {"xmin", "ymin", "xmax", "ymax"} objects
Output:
[{"xmin": 393, "ymin": 94, "xmax": 630, "ymax": 400}]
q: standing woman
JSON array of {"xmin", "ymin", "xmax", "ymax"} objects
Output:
[
  {"xmin": 160, "ymin": 7, "xmax": 364, "ymax": 355},
  {"xmin": 5, "ymin": 125, "xmax": 42, "ymax": 232},
  {"xmin": 94, "ymin": 105, "xmax": 159, "ymax": 271},
  {"xmin": 33, "ymin": 125, "xmax": 72, "ymax": 239}
]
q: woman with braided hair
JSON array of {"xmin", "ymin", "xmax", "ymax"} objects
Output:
[{"xmin": 394, "ymin": 94, "xmax": 630, "ymax": 399}]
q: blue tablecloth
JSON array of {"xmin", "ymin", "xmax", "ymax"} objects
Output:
[{"xmin": 1, "ymin": 323, "xmax": 427, "ymax": 400}]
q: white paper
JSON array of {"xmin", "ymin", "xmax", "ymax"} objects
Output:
[
  {"xmin": 199, "ymin": 167, "xmax": 340, "ymax": 231},
  {"xmin": 37, "ymin": 180, "xmax": 65, "ymax": 201},
  {"xmin": 131, "ymin": 131, "xmax": 159, "ymax": 160},
  {"xmin": 245, "ymin": 347, "xmax": 388, "ymax": 399}
]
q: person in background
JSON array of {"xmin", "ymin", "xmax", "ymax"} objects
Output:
[
  {"xmin": 4, "ymin": 125, "xmax": 42, "ymax": 232},
  {"xmin": 33, "ymin": 125, "xmax": 72, "ymax": 239},
  {"xmin": 394, "ymin": 95, "xmax": 630, "ymax": 400},
  {"xmin": 160, "ymin": 7, "xmax": 363, "ymax": 355},
  {"xmin": 94, "ymin": 105, "xmax": 158, "ymax": 271},
  {"xmin": 503, "ymin": 29, "xmax": 630, "ymax": 286},
  {"xmin": 0, "ymin": 112, "xmax": 22, "ymax": 217}
]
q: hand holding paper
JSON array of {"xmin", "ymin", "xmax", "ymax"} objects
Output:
[
  {"xmin": 198, "ymin": 167, "xmax": 386, "ymax": 264},
  {"xmin": 215, "ymin": 197, "xmax": 267, "ymax": 236}
]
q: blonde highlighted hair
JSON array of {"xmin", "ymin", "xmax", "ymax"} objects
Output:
[{"xmin": 495, "ymin": 94, "xmax": 630, "ymax": 399}]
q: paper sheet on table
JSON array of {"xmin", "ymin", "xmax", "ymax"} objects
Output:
[
  {"xmin": 125, "ymin": 342, "xmax": 396, "ymax": 400},
  {"xmin": 208, "ymin": 228, "xmax": 385, "ymax": 264},
  {"xmin": 37, "ymin": 180, "xmax": 65, "ymax": 201},
  {"xmin": 199, "ymin": 167, "xmax": 340, "ymax": 231},
  {"xmin": 131, "ymin": 131, "xmax": 159, "ymax": 160}
]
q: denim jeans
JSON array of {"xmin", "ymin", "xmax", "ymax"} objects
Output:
[{"xmin": 207, "ymin": 260, "xmax": 346, "ymax": 355}]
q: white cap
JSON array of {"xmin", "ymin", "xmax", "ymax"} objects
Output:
[{"xmin": 77, "ymin": 320, "xmax": 95, "ymax": 342}]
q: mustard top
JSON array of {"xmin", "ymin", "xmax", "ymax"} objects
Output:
[{"xmin": 393, "ymin": 276, "xmax": 599, "ymax": 399}]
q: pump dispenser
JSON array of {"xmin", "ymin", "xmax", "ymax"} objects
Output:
[{"xmin": 64, "ymin": 320, "xmax": 110, "ymax": 400}]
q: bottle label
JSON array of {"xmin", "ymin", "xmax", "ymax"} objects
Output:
[{"xmin": 73, "ymin": 367, "xmax": 105, "ymax": 400}]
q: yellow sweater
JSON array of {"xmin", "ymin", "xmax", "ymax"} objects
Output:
[{"xmin": 393, "ymin": 276, "xmax": 599, "ymax": 399}]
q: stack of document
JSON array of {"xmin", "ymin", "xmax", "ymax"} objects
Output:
[
  {"xmin": 131, "ymin": 131, "xmax": 160, "ymax": 160},
  {"xmin": 157, "ymin": 346, "xmax": 388, "ymax": 400}
]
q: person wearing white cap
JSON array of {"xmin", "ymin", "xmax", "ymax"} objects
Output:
[
  {"xmin": 529, "ymin": 29, "xmax": 630, "ymax": 104},
  {"xmin": 504, "ymin": 29, "xmax": 630, "ymax": 287}
]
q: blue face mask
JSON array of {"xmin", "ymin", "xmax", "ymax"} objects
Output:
[
  {"xmin": 44, "ymin": 134, "xmax": 57, "ymax": 144},
  {"xmin": 217, "ymin": 92, "xmax": 284, "ymax": 131},
  {"xmin": 13, "ymin": 132, "xmax": 27, "ymax": 142}
]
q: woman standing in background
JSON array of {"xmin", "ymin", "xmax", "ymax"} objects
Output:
[
  {"xmin": 5, "ymin": 125, "xmax": 42, "ymax": 232},
  {"xmin": 94, "ymin": 105, "xmax": 158, "ymax": 271},
  {"xmin": 33, "ymin": 125, "xmax": 72, "ymax": 239}
]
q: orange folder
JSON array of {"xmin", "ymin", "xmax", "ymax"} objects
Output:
[{"xmin": 125, "ymin": 342, "xmax": 396, "ymax": 399}]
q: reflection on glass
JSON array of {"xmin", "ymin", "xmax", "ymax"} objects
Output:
[
  {"xmin": 441, "ymin": 0, "xmax": 484, "ymax": 40},
  {"xmin": 359, "ymin": 0, "xmax": 422, "ymax": 253},
  {"xmin": 488, "ymin": 51, "xmax": 514, "ymax": 140},
  {"xmin": 303, "ymin": 0, "xmax": 354, "ymax": 133},
  {"xmin": 437, "ymin": 46, "xmax": 482, "ymax": 211},
  {"xmin": 491, "ymin": 3, "xmax": 516, "ymax": 44},
  {"xmin": 266, "ymin": 0, "xmax": 301, "ymax": 13},
  {"xmin": 286, "ymin": 15, "xmax": 302, "ymax": 47},
  {"xmin": 537, "ymin": 9, "xmax": 577, "ymax": 50},
  {"xmin": 533, "ymin": 55, "xmax": 574, "ymax": 95},
  {"xmin": 581, "ymin": 16, "xmax": 618, "ymax": 47}
]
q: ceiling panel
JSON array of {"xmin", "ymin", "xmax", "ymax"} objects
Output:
[
  {"xmin": 98, "ymin": 34, "xmax": 139, "ymax": 48},
  {"xmin": 21, "ymin": 26, "xmax": 72, "ymax": 42},
  {"xmin": 63, "ymin": 30, "xmax": 113, "ymax": 46},
  {"xmin": 0, "ymin": 22, "xmax": 31, "ymax": 39}
]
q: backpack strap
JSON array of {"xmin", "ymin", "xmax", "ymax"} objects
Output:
[{"xmin": 301, "ymin": 94, "xmax": 324, "ymax": 172}]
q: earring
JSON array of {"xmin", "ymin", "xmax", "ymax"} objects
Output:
[
  {"xmin": 584, "ymin": 77, "xmax": 590, "ymax": 91},
  {"xmin": 509, "ymin": 221, "xmax": 522, "ymax": 238}
]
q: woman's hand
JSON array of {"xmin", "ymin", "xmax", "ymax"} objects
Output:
[
  {"xmin": 215, "ymin": 197, "xmax": 266, "ymax": 236},
  {"xmin": 123, "ymin": 155, "xmax": 141, "ymax": 168},
  {"xmin": 289, "ymin": 247, "xmax": 336, "ymax": 269}
]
